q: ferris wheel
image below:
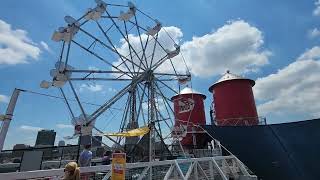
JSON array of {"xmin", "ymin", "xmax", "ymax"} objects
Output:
[{"xmin": 41, "ymin": 0, "xmax": 191, "ymax": 161}]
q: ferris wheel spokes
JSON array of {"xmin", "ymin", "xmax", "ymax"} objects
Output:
[
  {"xmin": 68, "ymin": 81, "xmax": 88, "ymax": 120},
  {"xmin": 123, "ymin": 21, "xmax": 138, "ymax": 73},
  {"xmin": 59, "ymin": 87, "xmax": 76, "ymax": 120},
  {"xmin": 71, "ymin": 40, "xmax": 134, "ymax": 78},
  {"xmin": 76, "ymin": 27, "xmax": 143, "ymax": 73},
  {"xmin": 105, "ymin": 10, "xmax": 147, "ymax": 68},
  {"xmin": 95, "ymin": 21, "xmax": 140, "ymax": 74},
  {"xmin": 133, "ymin": 14, "xmax": 150, "ymax": 70},
  {"xmin": 44, "ymin": 1, "xmax": 192, "ymax": 158}
]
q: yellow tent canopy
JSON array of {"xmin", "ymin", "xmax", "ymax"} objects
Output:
[{"xmin": 101, "ymin": 126, "xmax": 150, "ymax": 137}]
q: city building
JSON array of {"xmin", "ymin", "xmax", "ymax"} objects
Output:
[
  {"xmin": 12, "ymin": 144, "xmax": 31, "ymax": 157},
  {"xmin": 35, "ymin": 130, "xmax": 56, "ymax": 147}
]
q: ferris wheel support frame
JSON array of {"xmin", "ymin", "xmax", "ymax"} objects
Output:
[
  {"xmin": 0, "ymin": 89, "xmax": 21, "ymax": 151},
  {"xmin": 43, "ymin": 1, "xmax": 192, "ymax": 161}
]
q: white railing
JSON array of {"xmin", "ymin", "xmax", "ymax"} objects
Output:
[
  {"xmin": 0, "ymin": 156, "xmax": 257, "ymax": 180},
  {"xmin": 0, "ymin": 158, "xmax": 105, "ymax": 171},
  {"xmin": 214, "ymin": 116, "xmax": 267, "ymax": 126}
]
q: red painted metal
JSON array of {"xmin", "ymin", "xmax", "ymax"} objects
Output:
[
  {"xmin": 171, "ymin": 88, "xmax": 206, "ymax": 147},
  {"xmin": 209, "ymin": 78, "xmax": 258, "ymax": 126}
]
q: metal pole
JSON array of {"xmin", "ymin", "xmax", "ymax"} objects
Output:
[
  {"xmin": 149, "ymin": 81, "xmax": 154, "ymax": 162},
  {"xmin": 192, "ymin": 126, "xmax": 197, "ymax": 149},
  {"xmin": 149, "ymin": 76, "xmax": 156, "ymax": 180},
  {"xmin": 76, "ymin": 132, "xmax": 82, "ymax": 164},
  {"xmin": 0, "ymin": 88, "xmax": 21, "ymax": 150},
  {"xmin": 149, "ymin": 125, "xmax": 153, "ymax": 180},
  {"xmin": 59, "ymin": 146, "xmax": 65, "ymax": 168}
]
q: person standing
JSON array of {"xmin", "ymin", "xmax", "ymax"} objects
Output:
[
  {"xmin": 79, "ymin": 144, "xmax": 92, "ymax": 167},
  {"xmin": 102, "ymin": 150, "xmax": 112, "ymax": 165},
  {"xmin": 79, "ymin": 144, "xmax": 93, "ymax": 180}
]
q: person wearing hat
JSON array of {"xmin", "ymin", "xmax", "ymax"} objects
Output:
[{"xmin": 63, "ymin": 162, "xmax": 80, "ymax": 180}]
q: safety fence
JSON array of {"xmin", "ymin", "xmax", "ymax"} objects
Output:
[
  {"xmin": 213, "ymin": 116, "xmax": 267, "ymax": 126},
  {"xmin": 0, "ymin": 155, "xmax": 257, "ymax": 180},
  {"xmin": 0, "ymin": 145, "xmax": 107, "ymax": 173}
]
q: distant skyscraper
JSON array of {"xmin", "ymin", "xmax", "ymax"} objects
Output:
[{"xmin": 35, "ymin": 130, "xmax": 56, "ymax": 147}]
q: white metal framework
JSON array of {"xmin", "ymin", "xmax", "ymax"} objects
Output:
[
  {"xmin": 0, "ymin": 156, "xmax": 257, "ymax": 180},
  {"xmin": 0, "ymin": 89, "xmax": 21, "ymax": 150},
  {"xmin": 41, "ymin": 0, "xmax": 191, "ymax": 160}
]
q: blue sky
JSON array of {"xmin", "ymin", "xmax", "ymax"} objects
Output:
[{"xmin": 0, "ymin": 0, "xmax": 319, "ymax": 149}]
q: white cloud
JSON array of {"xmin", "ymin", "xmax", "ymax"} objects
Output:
[
  {"xmin": 20, "ymin": 125, "xmax": 43, "ymax": 132},
  {"xmin": 40, "ymin": 41, "xmax": 51, "ymax": 52},
  {"xmin": 308, "ymin": 28, "xmax": 320, "ymax": 39},
  {"xmin": 314, "ymin": 0, "xmax": 320, "ymax": 16},
  {"xmin": 79, "ymin": 84, "xmax": 103, "ymax": 92},
  {"xmin": 254, "ymin": 46, "xmax": 320, "ymax": 118},
  {"xmin": 180, "ymin": 20, "xmax": 271, "ymax": 77},
  {"xmin": 113, "ymin": 20, "xmax": 270, "ymax": 78},
  {"xmin": 108, "ymin": 87, "xmax": 117, "ymax": 92},
  {"xmin": 88, "ymin": 66, "xmax": 100, "ymax": 70},
  {"xmin": 297, "ymin": 46, "xmax": 320, "ymax": 61},
  {"xmin": 0, "ymin": 19, "xmax": 41, "ymax": 65},
  {"xmin": 0, "ymin": 94, "xmax": 9, "ymax": 103},
  {"xmin": 56, "ymin": 123, "xmax": 73, "ymax": 129}
]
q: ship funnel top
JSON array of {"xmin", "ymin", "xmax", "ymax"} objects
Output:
[
  {"xmin": 209, "ymin": 70, "xmax": 255, "ymax": 92},
  {"xmin": 217, "ymin": 70, "xmax": 245, "ymax": 83},
  {"xmin": 171, "ymin": 87, "xmax": 206, "ymax": 100}
]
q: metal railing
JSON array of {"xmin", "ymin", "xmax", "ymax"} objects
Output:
[
  {"xmin": 0, "ymin": 145, "xmax": 107, "ymax": 173},
  {"xmin": 213, "ymin": 116, "xmax": 267, "ymax": 126},
  {"xmin": 0, "ymin": 155, "xmax": 257, "ymax": 180}
]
